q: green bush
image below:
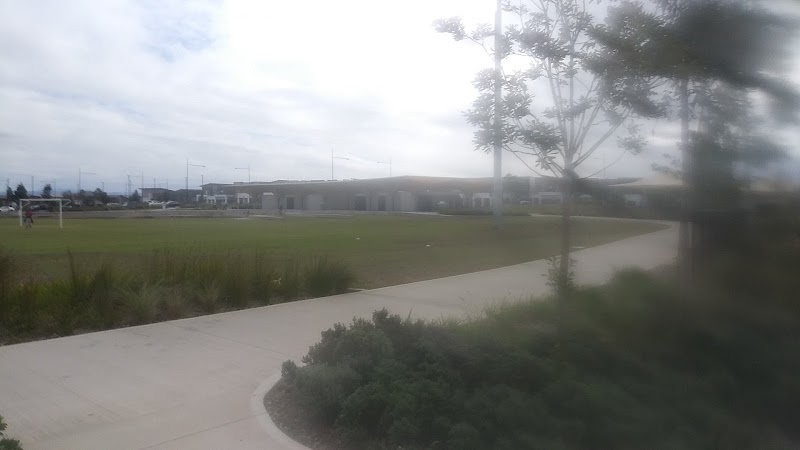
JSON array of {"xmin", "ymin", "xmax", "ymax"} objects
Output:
[
  {"xmin": 281, "ymin": 259, "xmax": 800, "ymax": 449},
  {"xmin": 0, "ymin": 415, "xmax": 22, "ymax": 450}
]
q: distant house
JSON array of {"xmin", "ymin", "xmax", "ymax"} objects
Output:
[
  {"xmin": 140, "ymin": 188, "xmax": 172, "ymax": 202},
  {"xmin": 223, "ymin": 176, "xmax": 499, "ymax": 212}
]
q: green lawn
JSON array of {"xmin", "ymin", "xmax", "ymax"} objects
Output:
[{"xmin": 1, "ymin": 215, "xmax": 666, "ymax": 288}]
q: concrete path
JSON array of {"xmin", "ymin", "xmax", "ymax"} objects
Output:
[{"xmin": 0, "ymin": 224, "xmax": 676, "ymax": 450}]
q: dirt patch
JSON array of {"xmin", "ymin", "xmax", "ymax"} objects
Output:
[{"xmin": 264, "ymin": 379, "xmax": 346, "ymax": 450}]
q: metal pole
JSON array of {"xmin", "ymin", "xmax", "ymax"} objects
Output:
[
  {"xmin": 185, "ymin": 157, "xmax": 189, "ymax": 204},
  {"xmin": 31, "ymin": 176, "xmax": 34, "ymax": 196},
  {"xmin": 492, "ymin": 0, "xmax": 503, "ymax": 229},
  {"xmin": 331, "ymin": 147, "xmax": 334, "ymax": 180},
  {"xmin": 78, "ymin": 169, "xmax": 81, "ymax": 192},
  {"xmin": 59, "ymin": 200, "xmax": 63, "ymax": 229}
]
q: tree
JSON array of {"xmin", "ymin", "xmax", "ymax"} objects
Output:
[
  {"xmin": 42, "ymin": 184, "xmax": 52, "ymax": 199},
  {"xmin": 4, "ymin": 187, "xmax": 14, "ymax": 204},
  {"xmin": 594, "ymin": 0, "xmax": 799, "ymax": 290},
  {"xmin": 130, "ymin": 190, "xmax": 141, "ymax": 202},
  {"xmin": 93, "ymin": 188, "xmax": 110, "ymax": 205},
  {"xmin": 437, "ymin": 0, "xmax": 663, "ymax": 295},
  {"xmin": 14, "ymin": 184, "xmax": 27, "ymax": 200}
]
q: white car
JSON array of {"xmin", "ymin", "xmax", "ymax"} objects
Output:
[{"xmin": 0, "ymin": 205, "xmax": 15, "ymax": 213}]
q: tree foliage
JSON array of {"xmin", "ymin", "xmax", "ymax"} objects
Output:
[
  {"xmin": 436, "ymin": 0, "xmax": 666, "ymax": 294},
  {"xmin": 129, "ymin": 190, "xmax": 141, "ymax": 202},
  {"xmin": 41, "ymin": 184, "xmax": 52, "ymax": 199},
  {"xmin": 437, "ymin": 0, "xmax": 664, "ymax": 178},
  {"xmin": 13, "ymin": 184, "xmax": 27, "ymax": 201},
  {"xmin": 0, "ymin": 415, "xmax": 22, "ymax": 450}
]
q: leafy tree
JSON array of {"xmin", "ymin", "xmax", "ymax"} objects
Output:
[
  {"xmin": 13, "ymin": 184, "xmax": 27, "ymax": 200},
  {"xmin": 4, "ymin": 187, "xmax": 14, "ymax": 204},
  {"xmin": 594, "ymin": 0, "xmax": 799, "ymax": 290},
  {"xmin": 436, "ymin": 0, "xmax": 663, "ymax": 296},
  {"xmin": 93, "ymin": 188, "xmax": 110, "ymax": 205},
  {"xmin": 130, "ymin": 190, "xmax": 141, "ymax": 202},
  {"xmin": 41, "ymin": 184, "xmax": 52, "ymax": 199},
  {"xmin": 61, "ymin": 190, "xmax": 73, "ymax": 200}
]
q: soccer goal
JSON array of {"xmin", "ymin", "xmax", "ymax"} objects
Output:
[{"xmin": 18, "ymin": 198, "xmax": 68, "ymax": 229}]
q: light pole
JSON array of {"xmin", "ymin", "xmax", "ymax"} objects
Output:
[
  {"xmin": 331, "ymin": 147, "xmax": 349, "ymax": 180},
  {"xmin": 376, "ymin": 157, "xmax": 392, "ymax": 177},
  {"xmin": 186, "ymin": 158, "xmax": 205, "ymax": 204},
  {"xmin": 78, "ymin": 169, "xmax": 96, "ymax": 192},
  {"xmin": 234, "ymin": 164, "xmax": 251, "ymax": 183}
]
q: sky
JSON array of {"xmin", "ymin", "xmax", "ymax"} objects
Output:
[{"xmin": 1, "ymin": 0, "xmax": 798, "ymax": 194}]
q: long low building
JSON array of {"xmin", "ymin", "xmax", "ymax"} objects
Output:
[{"xmin": 218, "ymin": 176, "xmax": 503, "ymax": 212}]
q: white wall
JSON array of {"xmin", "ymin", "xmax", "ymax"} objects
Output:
[
  {"xmin": 304, "ymin": 193, "xmax": 324, "ymax": 210},
  {"xmin": 395, "ymin": 191, "xmax": 416, "ymax": 212}
]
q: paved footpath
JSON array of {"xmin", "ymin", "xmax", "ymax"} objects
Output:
[{"xmin": 0, "ymin": 224, "xmax": 676, "ymax": 450}]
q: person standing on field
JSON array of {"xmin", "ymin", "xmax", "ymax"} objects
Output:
[{"xmin": 24, "ymin": 208, "xmax": 33, "ymax": 229}]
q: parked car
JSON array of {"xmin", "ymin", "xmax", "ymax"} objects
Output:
[
  {"xmin": 164, "ymin": 201, "xmax": 180, "ymax": 208},
  {"xmin": 0, "ymin": 205, "xmax": 15, "ymax": 213}
]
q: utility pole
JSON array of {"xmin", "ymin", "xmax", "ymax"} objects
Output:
[
  {"xmin": 31, "ymin": 176, "xmax": 34, "ymax": 196},
  {"xmin": 186, "ymin": 157, "xmax": 205, "ymax": 204},
  {"xmin": 491, "ymin": 0, "xmax": 504, "ymax": 229},
  {"xmin": 78, "ymin": 169, "xmax": 96, "ymax": 192}
]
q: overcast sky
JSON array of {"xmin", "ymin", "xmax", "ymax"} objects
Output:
[{"xmin": 1, "ymin": 0, "xmax": 798, "ymax": 194}]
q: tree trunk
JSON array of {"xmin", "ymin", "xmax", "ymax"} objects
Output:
[
  {"xmin": 491, "ymin": 0, "xmax": 503, "ymax": 230},
  {"xmin": 559, "ymin": 172, "xmax": 573, "ymax": 292},
  {"xmin": 678, "ymin": 77, "xmax": 692, "ymax": 294}
]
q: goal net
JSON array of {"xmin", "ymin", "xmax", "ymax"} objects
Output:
[{"xmin": 18, "ymin": 198, "xmax": 68, "ymax": 229}]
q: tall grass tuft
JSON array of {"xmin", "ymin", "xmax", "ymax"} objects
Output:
[
  {"xmin": 0, "ymin": 247, "xmax": 355, "ymax": 343},
  {"xmin": 276, "ymin": 260, "xmax": 302, "ymax": 301},
  {"xmin": 0, "ymin": 247, "xmax": 16, "ymax": 326},
  {"xmin": 304, "ymin": 257, "xmax": 355, "ymax": 297}
]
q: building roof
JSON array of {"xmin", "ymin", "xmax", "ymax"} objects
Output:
[
  {"xmin": 224, "ymin": 176, "xmax": 496, "ymax": 194},
  {"xmin": 610, "ymin": 173, "xmax": 683, "ymax": 189}
]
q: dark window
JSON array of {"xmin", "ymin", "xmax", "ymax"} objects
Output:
[{"xmin": 354, "ymin": 196, "xmax": 367, "ymax": 211}]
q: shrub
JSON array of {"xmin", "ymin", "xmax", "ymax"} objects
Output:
[
  {"xmin": 0, "ymin": 415, "xmax": 22, "ymax": 450},
  {"xmin": 280, "ymin": 262, "xmax": 800, "ymax": 449}
]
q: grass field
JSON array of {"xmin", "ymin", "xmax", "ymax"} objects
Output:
[{"xmin": 1, "ymin": 214, "xmax": 665, "ymax": 288}]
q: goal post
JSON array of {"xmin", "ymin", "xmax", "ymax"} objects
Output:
[{"xmin": 18, "ymin": 198, "xmax": 67, "ymax": 229}]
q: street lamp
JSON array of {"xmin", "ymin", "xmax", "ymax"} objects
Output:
[
  {"xmin": 234, "ymin": 164, "xmax": 251, "ymax": 183},
  {"xmin": 186, "ymin": 158, "xmax": 205, "ymax": 204},
  {"xmin": 331, "ymin": 147, "xmax": 349, "ymax": 180}
]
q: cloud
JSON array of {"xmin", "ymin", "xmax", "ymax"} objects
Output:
[{"xmin": 1, "ymin": 0, "xmax": 795, "ymax": 194}]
